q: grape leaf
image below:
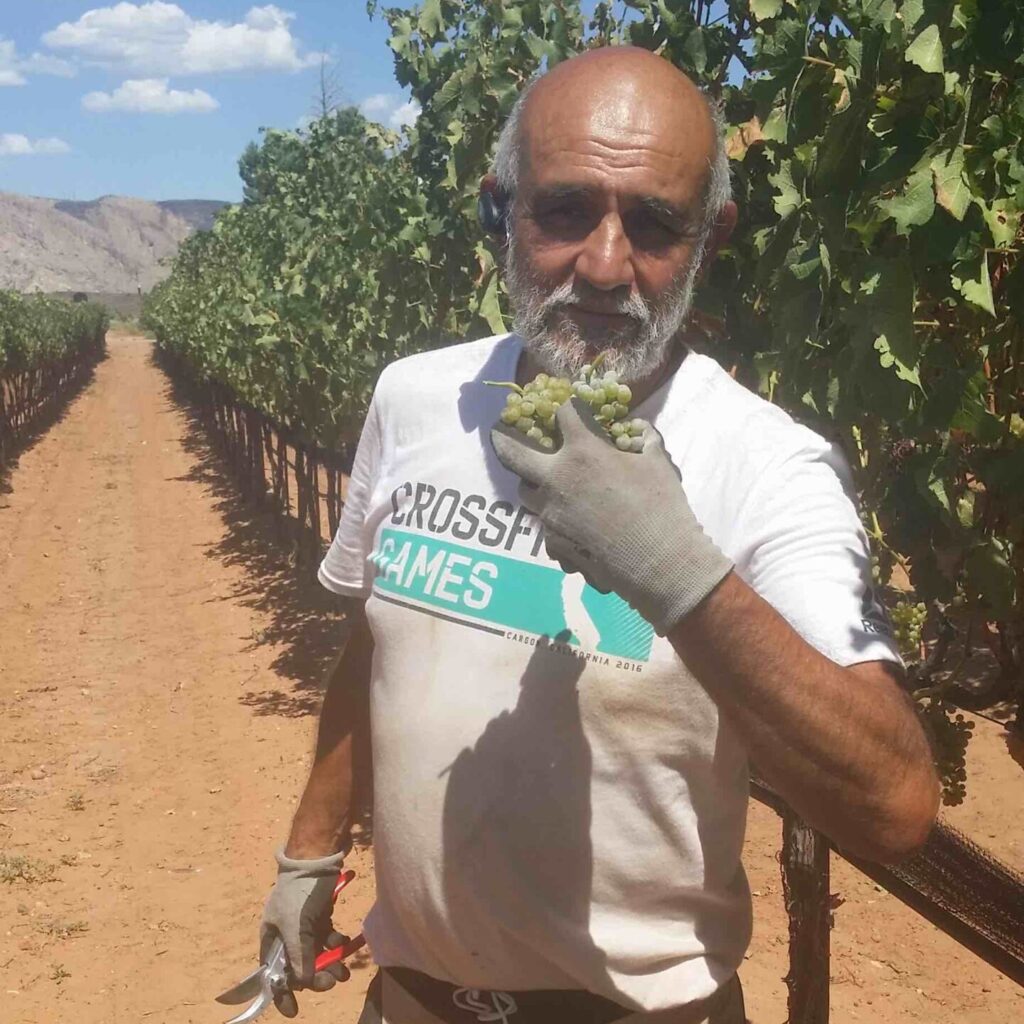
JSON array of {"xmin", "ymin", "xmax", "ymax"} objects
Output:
[
  {"xmin": 965, "ymin": 540, "xmax": 1016, "ymax": 617},
  {"xmin": 418, "ymin": 0, "xmax": 444, "ymax": 38},
  {"xmin": 982, "ymin": 198, "xmax": 1021, "ymax": 248},
  {"xmin": 877, "ymin": 164, "xmax": 935, "ymax": 233},
  {"xmin": 931, "ymin": 147, "xmax": 971, "ymax": 220},
  {"xmin": 952, "ymin": 253, "xmax": 996, "ymax": 316},
  {"xmin": 750, "ymin": 0, "xmax": 784, "ymax": 19},
  {"xmin": 768, "ymin": 160, "xmax": 801, "ymax": 218},
  {"xmin": 476, "ymin": 268, "xmax": 506, "ymax": 335},
  {"xmin": 905, "ymin": 24, "xmax": 944, "ymax": 74},
  {"xmin": 860, "ymin": 260, "xmax": 922, "ymax": 388}
]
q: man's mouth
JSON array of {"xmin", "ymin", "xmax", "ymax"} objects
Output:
[{"xmin": 564, "ymin": 305, "xmax": 633, "ymax": 321}]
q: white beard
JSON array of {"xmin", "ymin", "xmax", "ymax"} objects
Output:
[{"xmin": 504, "ymin": 226, "xmax": 704, "ymax": 383}]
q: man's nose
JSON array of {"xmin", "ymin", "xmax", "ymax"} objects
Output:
[{"xmin": 574, "ymin": 213, "xmax": 635, "ymax": 292}]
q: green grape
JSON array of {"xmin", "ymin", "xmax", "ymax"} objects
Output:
[
  {"xmin": 890, "ymin": 600, "xmax": 927, "ymax": 658},
  {"xmin": 486, "ymin": 354, "xmax": 649, "ymax": 452},
  {"xmin": 918, "ymin": 698, "xmax": 975, "ymax": 805}
]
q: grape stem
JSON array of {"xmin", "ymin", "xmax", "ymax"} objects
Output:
[{"xmin": 483, "ymin": 380, "xmax": 524, "ymax": 395}]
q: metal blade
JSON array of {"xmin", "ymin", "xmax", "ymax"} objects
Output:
[
  {"xmin": 217, "ymin": 938, "xmax": 285, "ymax": 1005},
  {"xmin": 223, "ymin": 991, "xmax": 273, "ymax": 1024},
  {"xmin": 215, "ymin": 965, "xmax": 267, "ymax": 1006}
]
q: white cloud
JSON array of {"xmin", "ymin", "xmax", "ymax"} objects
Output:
[
  {"xmin": 358, "ymin": 93, "xmax": 421, "ymax": 130},
  {"xmin": 389, "ymin": 100, "xmax": 421, "ymax": 129},
  {"xmin": 82, "ymin": 77, "xmax": 218, "ymax": 114},
  {"xmin": 0, "ymin": 38, "xmax": 76, "ymax": 86},
  {"xmin": 0, "ymin": 134, "xmax": 71, "ymax": 156},
  {"xmin": 44, "ymin": 3, "xmax": 322, "ymax": 76},
  {"xmin": 359, "ymin": 93, "xmax": 391, "ymax": 116}
]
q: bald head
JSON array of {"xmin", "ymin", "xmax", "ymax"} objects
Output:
[{"xmin": 492, "ymin": 46, "xmax": 729, "ymax": 228}]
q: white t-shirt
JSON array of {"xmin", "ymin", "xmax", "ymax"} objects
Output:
[{"xmin": 319, "ymin": 332, "xmax": 901, "ymax": 1012}]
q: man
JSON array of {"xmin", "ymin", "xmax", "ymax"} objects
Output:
[{"xmin": 259, "ymin": 47, "xmax": 939, "ymax": 1024}]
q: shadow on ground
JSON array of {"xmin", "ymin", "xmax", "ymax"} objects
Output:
[
  {"xmin": 1, "ymin": 354, "xmax": 105, "ymax": 500},
  {"xmin": 155, "ymin": 361, "xmax": 346, "ymax": 720}
]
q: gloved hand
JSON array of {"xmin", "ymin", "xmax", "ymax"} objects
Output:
[
  {"xmin": 260, "ymin": 848, "xmax": 351, "ymax": 1018},
  {"xmin": 490, "ymin": 397, "xmax": 733, "ymax": 636}
]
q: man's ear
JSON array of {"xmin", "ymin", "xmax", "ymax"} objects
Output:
[
  {"xmin": 696, "ymin": 199, "xmax": 738, "ymax": 280},
  {"xmin": 478, "ymin": 174, "xmax": 510, "ymax": 242}
]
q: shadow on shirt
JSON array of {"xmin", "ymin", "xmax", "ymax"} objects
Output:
[{"xmin": 439, "ymin": 631, "xmax": 611, "ymax": 990}]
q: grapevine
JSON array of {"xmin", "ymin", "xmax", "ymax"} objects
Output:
[{"xmin": 146, "ymin": 0, "xmax": 1024, "ymax": 800}]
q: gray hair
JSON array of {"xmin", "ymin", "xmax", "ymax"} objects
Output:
[{"xmin": 492, "ymin": 71, "xmax": 732, "ymax": 241}]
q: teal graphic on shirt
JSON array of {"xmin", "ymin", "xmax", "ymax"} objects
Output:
[{"xmin": 371, "ymin": 527, "xmax": 655, "ymax": 662}]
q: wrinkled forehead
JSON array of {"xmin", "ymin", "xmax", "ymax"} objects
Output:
[{"xmin": 521, "ymin": 81, "xmax": 715, "ymax": 203}]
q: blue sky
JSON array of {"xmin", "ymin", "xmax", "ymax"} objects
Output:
[{"xmin": 0, "ymin": 2, "xmax": 411, "ymax": 201}]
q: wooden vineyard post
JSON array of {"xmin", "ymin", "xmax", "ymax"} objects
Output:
[
  {"xmin": 308, "ymin": 450, "xmax": 323, "ymax": 559},
  {"xmin": 781, "ymin": 811, "xmax": 831, "ymax": 1024}
]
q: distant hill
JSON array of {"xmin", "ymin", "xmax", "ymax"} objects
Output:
[{"xmin": 0, "ymin": 193, "xmax": 230, "ymax": 294}]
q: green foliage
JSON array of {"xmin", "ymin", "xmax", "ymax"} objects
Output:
[
  {"xmin": 147, "ymin": 0, "xmax": 1023, "ymax": 800},
  {"xmin": 0, "ymin": 292, "xmax": 108, "ymax": 376}
]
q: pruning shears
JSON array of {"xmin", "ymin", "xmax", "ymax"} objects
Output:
[{"xmin": 215, "ymin": 869, "xmax": 366, "ymax": 1024}]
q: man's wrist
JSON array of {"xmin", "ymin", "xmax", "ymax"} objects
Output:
[
  {"xmin": 282, "ymin": 829, "xmax": 351, "ymax": 861},
  {"xmin": 614, "ymin": 509, "xmax": 733, "ymax": 635},
  {"xmin": 275, "ymin": 846, "xmax": 347, "ymax": 872}
]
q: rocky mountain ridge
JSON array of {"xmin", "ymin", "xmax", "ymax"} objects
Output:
[{"xmin": 0, "ymin": 193, "xmax": 229, "ymax": 294}]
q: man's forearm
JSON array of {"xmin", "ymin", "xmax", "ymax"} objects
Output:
[
  {"xmin": 284, "ymin": 602, "xmax": 373, "ymax": 859},
  {"xmin": 669, "ymin": 572, "xmax": 939, "ymax": 862}
]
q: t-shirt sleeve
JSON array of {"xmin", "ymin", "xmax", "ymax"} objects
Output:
[
  {"xmin": 318, "ymin": 389, "xmax": 383, "ymax": 598},
  {"xmin": 733, "ymin": 424, "xmax": 904, "ymax": 670}
]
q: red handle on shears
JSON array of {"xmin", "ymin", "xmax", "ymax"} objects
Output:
[{"xmin": 313, "ymin": 868, "xmax": 366, "ymax": 972}]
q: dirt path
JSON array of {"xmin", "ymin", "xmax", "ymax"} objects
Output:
[
  {"xmin": 0, "ymin": 334, "xmax": 373, "ymax": 1023},
  {"xmin": 0, "ymin": 333, "xmax": 1021, "ymax": 1024}
]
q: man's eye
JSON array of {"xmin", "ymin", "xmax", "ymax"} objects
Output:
[
  {"xmin": 543, "ymin": 204, "xmax": 584, "ymax": 223},
  {"xmin": 628, "ymin": 215, "xmax": 680, "ymax": 244}
]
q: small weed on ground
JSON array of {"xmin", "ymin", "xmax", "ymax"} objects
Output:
[
  {"xmin": 0, "ymin": 852, "xmax": 57, "ymax": 884},
  {"xmin": 41, "ymin": 918, "xmax": 89, "ymax": 939},
  {"xmin": 50, "ymin": 963, "xmax": 71, "ymax": 984},
  {"xmin": 66, "ymin": 792, "xmax": 85, "ymax": 811}
]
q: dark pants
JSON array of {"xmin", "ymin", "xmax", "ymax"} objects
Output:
[{"xmin": 357, "ymin": 968, "xmax": 746, "ymax": 1024}]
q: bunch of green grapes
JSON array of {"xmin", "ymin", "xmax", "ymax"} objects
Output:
[
  {"xmin": 918, "ymin": 698, "xmax": 975, "ymax": 805},
  {"xmin": 891, "ymin": 600, "xmax": 928, "ymax": 659},
  {"xmin": 490, "ymin": 361, "xmax": 648, "ymax": 452}
]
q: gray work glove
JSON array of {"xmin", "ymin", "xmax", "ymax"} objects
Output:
[
  {"xmin": 491, "ymin": 397, "xmax": 733, "ymax": 636},
  {"xmin": 259, "ymin": 848, "xmax": 351, "ymax": 1018}
]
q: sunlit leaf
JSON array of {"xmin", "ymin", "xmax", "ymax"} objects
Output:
[{"xmin": 905, "ymin": 24, "xmax": 944, "ymax": 74}]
